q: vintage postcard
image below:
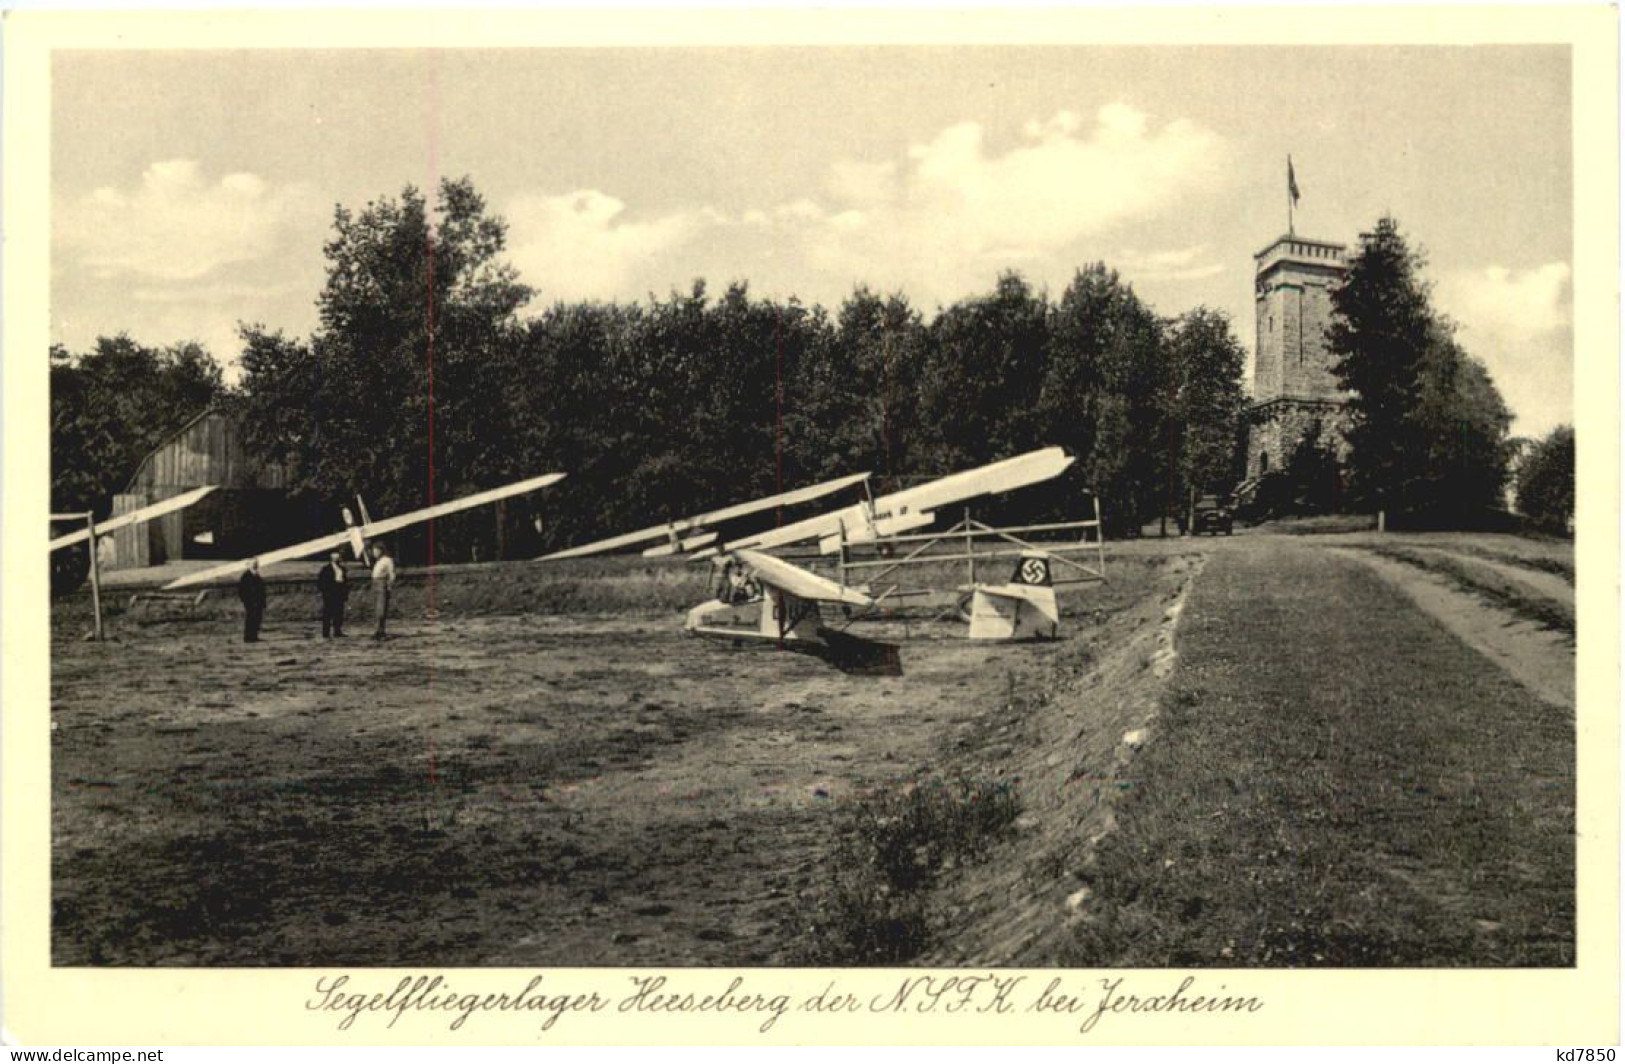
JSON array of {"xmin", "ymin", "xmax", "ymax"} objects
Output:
[{"xmin": 3, "ymin": 4, "xmax": 1617, "ymax": 1046}]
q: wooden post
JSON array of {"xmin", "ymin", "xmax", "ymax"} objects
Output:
[
  {"xmin": 965, "ymin": 507, "xmax": 976, "ymax": 587},
  {"xmin": 1377, "ymin": 510, "xmax": 1386, "ymax": 534},
  {"xmin": 85, "ymin": 512, "xmax": 103, "ymax": 641},
  {"xmin": 1094, "ymin": 494, "xmax": 1106, "ymax": 580}
]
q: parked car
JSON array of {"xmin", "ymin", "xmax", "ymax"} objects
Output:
[{"xmin": 1193, "ymin": 495, "xmax": 1234, "ymax": 536}]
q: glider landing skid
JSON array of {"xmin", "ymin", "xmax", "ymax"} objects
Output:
[
  {"xmin": 689, "ymin": 613, "xmax": 902, "ymax": 677},
  {"xmin": 812, "ymin": 627, "xmax": 903, "ymax": 677}
]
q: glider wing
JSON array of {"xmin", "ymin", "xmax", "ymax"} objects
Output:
[
  {"xmin": 49, "ymin": 485, "xmax": 220, "ymax": 551},
  {"xmin": 163, "ymin": 472, "xmax": 565, "ymax": 589}
]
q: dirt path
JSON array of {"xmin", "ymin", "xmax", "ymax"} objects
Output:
[
  {"xmin": 1401, "ymin": 545, "xmax": 1575, "ymax": 608},
  {"xmin": 1327, "ymin": 547, "xmax": 1574, "ymax": 709},
  {"xmin": 1054, "ymin": 536, "xmax": 1574, "ymax": 966}
]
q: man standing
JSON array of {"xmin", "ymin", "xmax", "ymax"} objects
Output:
[
  {"xmin": 370, "ymin": 542, "xmax": 397, "ymax": 640},
  {"xmin": 316, "ymin": 551, "xmax": 349, "ymax": 638},
  {"xmin": 238, "ymin": 557, "xmax": 267, "ymax": 643}
]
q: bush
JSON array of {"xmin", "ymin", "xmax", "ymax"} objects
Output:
[{"xmin": 801, "ymin": 774, "xmax": 1022, "ymax": 964}]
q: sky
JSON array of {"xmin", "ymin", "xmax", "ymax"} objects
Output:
[{"xmin": 51, "ymin": 46, "xmax": 1574, "ymax": 437}]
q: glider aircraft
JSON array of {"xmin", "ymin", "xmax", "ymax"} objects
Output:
[
  {"xmin": 162, "ymin": 472, "xmax": 566, "ymax": 590},
  {"xmin": 539, "ymin": 471, "xmax": 871, "ymax": 560},
  {"xmin": 544, "ymin": 447, "xmax": 1079, "ymax": 654},
  {"xmin": 546, "ymin": 447, "xmax": 1074, "ymax": 563},
  {"xmin": 50, "ymin": 485, "xmax": 221, "ymax": 554},
  {"xmin": 698, "ymin": 446, "xmax": 1074, "ymax": 557},
  {"xmin": 686, "ymin": 549, "xmax": 901, "ymax": 675},
  {"xmin": 963, "ymin": 551, "xmax": 1061, "ymax": 641},
  {"xmin": 50, "ymin": 485, "xmax": 221, "ymax": 596}
]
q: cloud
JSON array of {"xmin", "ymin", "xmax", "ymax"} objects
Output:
[
  {"xmin": 1441, "ymin": 262, "xmax": 1571, "ymax": 337},
  {"xmin": 1439, "ymin": 262, "xmax": 1573, "ymax": 437},
  {"xmin": 504, "ymin": 190, "xmax": 705, "ymax": 302},
  {"xmin": 777, "ymin": 102, "xmax": 1232, "ymax": 302},
  {"xmin": 129, "ymin": 280, "xmax": 305, "ymax": 304},
  {"xmin": 1022, "ymin": 110, "xmax": 1085, "ymax": 139},
  {"xmin": 58, "ymin": 160, "xmax": 319, "ymax": 282},
  {"xmin": 500, "ymin": 102, "xmax": 1230, "ymax": 307},
  {"xmin": 167, "ymin": 316, "xmax": 253, "ymax": 380},
  {"xmin": 1122, "ymin": 245, "xmax": 1227, "ymax": 282},
  {"xmin": 824, "ymin": 159, "xmax": 897, "ymax": 205}
]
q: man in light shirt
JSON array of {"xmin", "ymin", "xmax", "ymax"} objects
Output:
[{"xmin": 369, "ymin": 542, "xmax": 397, "ymax": 640}]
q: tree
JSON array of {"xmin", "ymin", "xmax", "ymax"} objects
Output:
[
  {"xmin": 1164, "ymin": 307, "xmax": 1248, "ymax": 526},
  {"xmin": 1410, "ymin": 332, "xmax": 1514, "ymax": 518},
  {"xmin": 502, "ymin": 299, "xmax": 645, "ymax": 552},
  {"xmin": 51, "ymin": 335, "xmax": 227, "ymax": 514},
  {"xmin": 238, "ymin": 177, "xmax": 534, "ymax": 561},
  {"xmin": 1042, "ymin": 265, "xmax": 1167, "ymax": 532},
  {"xmin": 689, "ymin": 282, "xmax": 815, "ymax": 503},
  {"xmin": 1039, "ymin": 265, "xmax": 1114, "ymax": 470},
  {"xmin": 1329, "ymin": 216, "xmax": 1512, "ymax": 522},
  {"xmin": 1249, "ymin": 419, "xmax": 1343, "ymax": 518},
  {"xmin": 604, "ymin": 281, "xmax": 811, "ymax": 535},
  {"xmin": 1516, "ymin": 425, "xmax": 1574, "ymax": 534},
  {"xmin": 789, "ymin": 287, "xmax": 926, "ymax": 494},
  {"xmin": 1328, "ymin": 216, "xmax": 1435, "ymax": 512},
  {"xmin": 235, "ymin": 326, "xmax": 321, "ymax": 489},
  {"xmin": 498, "ymin": 281, "xmax": 851, "ymax": 552},
  {"xmin": 919, "ymin": 272, "xmax": 1051, "ymax": 470}
]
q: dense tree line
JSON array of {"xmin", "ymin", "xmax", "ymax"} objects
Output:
[
  {"xmin": 50, "ymin": 176, "xmax": 1257, "ymax": 560},
  {"xmin": 53, "ymin": 188, "xmax": 1539, "ymax": 555}
]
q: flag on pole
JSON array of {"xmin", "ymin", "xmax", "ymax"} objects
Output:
[{"xmin": 1288, "ymin": 156, "xmax": 1301, "ymax": 205}]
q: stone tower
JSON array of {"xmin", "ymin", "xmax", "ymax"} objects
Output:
[{"xmin": 1246, "ymin": 234, "xmax": 1350, "ymax": 481}]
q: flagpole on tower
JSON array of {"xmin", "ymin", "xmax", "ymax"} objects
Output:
[{"xmin": 1287, "ymin": 155, "xmax": 1300, "ymax": 236}]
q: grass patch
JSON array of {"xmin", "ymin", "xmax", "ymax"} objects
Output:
[
  {"xmin": 799, "ymin": 774, "xmax": 1022, "ymax": 965},
  {"xmin": 1062, "ymin": 542, "xmax": 1574, "ymax": 967},
  {"xmin": 1360, "ymin": 545, "xmax": 1574, "ymax": 639},
  {"xmin": 1258, "ymin": 514, "xmax": 1379, "ymax": 536},
  {"xmin": 55, "ymin": 556, "xmax": 714, "ymax": 634},
  {"xmin": 1444, "ymin": 544, "xmax": 1574, "ymax": 584}
]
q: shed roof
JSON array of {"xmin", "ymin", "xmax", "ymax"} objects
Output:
[
  {"xmin": 123, "ymin": 408, "xmax": 216, "ymax": 494},
  {"xmin": 121, "ymin": 408, "xmax": 288, "ymax": 494}
]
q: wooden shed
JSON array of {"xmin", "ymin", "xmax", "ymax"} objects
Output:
[{"xmin": 108, "ymin": 410, "xmax": 296, "ymax": 569}]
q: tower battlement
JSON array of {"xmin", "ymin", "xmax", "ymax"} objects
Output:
[{"xmin": 1254, "ymin": 235, "xmax": 1347, "ymax": 279}]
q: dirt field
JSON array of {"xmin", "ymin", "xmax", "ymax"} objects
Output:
[
  {"xmin": 51, "ymin": 530, "xmax": 1574, "ymax": 967},
  {"xmin": 51, "ymin": 552, "xmax": 1194, "ymax": 966}
]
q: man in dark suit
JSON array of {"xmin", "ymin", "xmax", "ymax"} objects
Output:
[
  {"xmin": 316, "ymin": 551, "xmax": 350, "ymax": 638},
  {"xmin": 238, "ymin": 558, "xmax": 267, "ymax": 643}
]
